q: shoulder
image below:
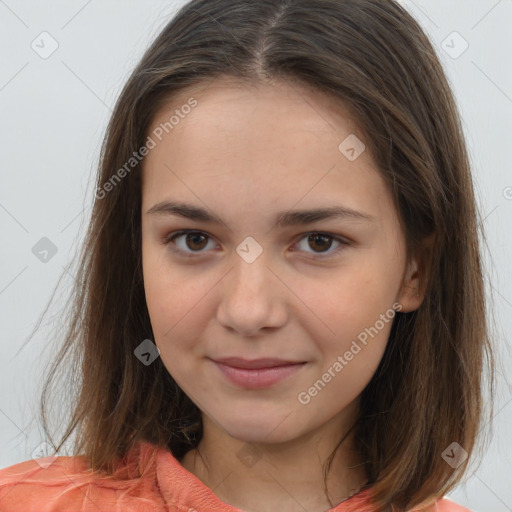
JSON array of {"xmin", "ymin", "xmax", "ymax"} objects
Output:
[
  {"xmin": 0, "ymin": 454, "xmax": 97, "ymax": 511},
  {"xmin": 413, "ymin": 497, "xmax": 473, "ymax": 512},
  {"xmin": 433, "ymin": 497, "xmax": 473, "ymax": 512},
  {"xmin": 0, "ymin": 442, "xmax": 165, "ymax": 511}
]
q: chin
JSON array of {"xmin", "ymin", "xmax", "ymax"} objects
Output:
[
  {"xmin": 214, "ymin": 409, "xmax": 304, "ymax": 445},
  {"xmin": 227, "ymin": 425, "xmax": 293, "ymax": 445}
]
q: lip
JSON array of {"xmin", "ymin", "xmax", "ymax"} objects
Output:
[
  {"xmin": 210, "ymin": 357, "xmax": 307, "ymax": 389},
  {"xmin": 213, "ymin": 357, "xmax": 305, "ymax": 369}
]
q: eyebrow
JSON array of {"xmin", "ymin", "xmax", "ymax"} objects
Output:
[{"xmin": 146, "ymin": 200, "xmax": 375, "ymax": 228}]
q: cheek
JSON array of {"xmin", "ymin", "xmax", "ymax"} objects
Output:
[
  {"xmin": 142, "ymin": 245, "xmax": 191, "ymax": 325},
  {"xmin": 145, "ymin": 278, "xmax": 205, "ymax": 343},
  {"xmin": 300, "ymin": 310, "xmax": 396, "ymax": 415},
  {"xmin": 297, "ymin": 260, "xmax": 399, "ymax": 382},
  {"xmin": 296, "ymin": 259, "xmax": 398, "ymax": 335},
  {"xmin": 142, "ymin": 251, "xmax": 217, "ymax": 363},
  {"xmin": 143, "ymin": 270, "xmax": 201, "ymax": 381}
]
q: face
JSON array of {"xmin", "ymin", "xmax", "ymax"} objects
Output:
[{"xmin": 141, "ymin": 76, "xmax": 422, "ymax": 445}]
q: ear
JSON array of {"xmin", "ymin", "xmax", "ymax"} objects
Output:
[{"xmin": 396, "ymin": 233, "xmax": 435, "ymax": 313}]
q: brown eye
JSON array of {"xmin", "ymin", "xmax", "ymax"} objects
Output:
[
  {"xmin": 307, "ymin": 234, "xmax": 334, "ymax": 252},
  {"xmin": 294, "ymin": 232, "xmax": 347, "ymax": 258},
  {"xmin": 164, "ymin": 230, "xmax": 348, "ymax": 259},
  {"xmin": 184, "ymin": 232, "xmax": 209, "ymax": 251},
  {"xmin": 164, "ymin": 230, "xmax": 216, "ymax": 256}
]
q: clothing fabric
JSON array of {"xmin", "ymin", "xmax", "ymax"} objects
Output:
[{"xmin": 0, "ymin": 441, "xmax": 471, "ymax": 512}]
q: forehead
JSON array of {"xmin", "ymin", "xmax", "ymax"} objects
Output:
[
  {"xmin": 147, "ymin": 75, "xmax": 361, "ymax": 139},
  {"xmin": 140, "ymin": 75, "xmax": 395, "ymax": 235},
  {"xmin": 143, "ymin": 75, "xmax": 371, "ymax": 183}
]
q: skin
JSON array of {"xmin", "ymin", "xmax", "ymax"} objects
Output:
[{"xmin": 141, "ymin": 75, "xmax": 427, "ymax": 512}]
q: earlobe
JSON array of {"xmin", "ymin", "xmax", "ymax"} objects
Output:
[
  {"xmin": 397, "ymin": 262, "xmax": 423, "ymax": 313},
  {"xmin": 397, "ymin": 233, "xmax": 435, "ymax": 313}
]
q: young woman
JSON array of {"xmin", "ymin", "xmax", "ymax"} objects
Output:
[{"xmin": 0, "ymin": 1, "xmax": 495, "ymax": 511}]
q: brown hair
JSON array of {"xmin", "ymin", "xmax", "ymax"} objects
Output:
[{"xmin": 29, "ymin": 0, "xmax": 496, "ymax": 510}]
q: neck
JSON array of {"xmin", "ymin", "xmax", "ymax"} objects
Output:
[{"xmin": 179, "ymin": 409, "xmax": 368, "ymax": 512}]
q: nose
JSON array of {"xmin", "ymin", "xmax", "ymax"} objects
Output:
[{"xmin": 216, "ymin": 249, "xmax": 288, "ymax": 337}]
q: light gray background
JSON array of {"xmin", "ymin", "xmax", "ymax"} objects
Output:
[{"xmin": 0, "ymin": 1, "xmax": 511, "ymax": 511}]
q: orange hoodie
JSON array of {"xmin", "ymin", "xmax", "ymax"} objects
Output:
[{"xmin": 0, "ymin": 441, "xmax": 472, "ymax": 512}]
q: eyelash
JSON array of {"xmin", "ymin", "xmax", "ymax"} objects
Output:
[{"xmin": 162, "ymin": 230, "xmax": 349, "ymax": 259}]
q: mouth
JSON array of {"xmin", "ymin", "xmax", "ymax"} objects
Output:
[
  {"xmin": 209, "ymin": 357, "xmax": 307, "ymax": 389},
  {"xmin": 213, "ymin": 357, "xmax": 306, "ymax": 369}
]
